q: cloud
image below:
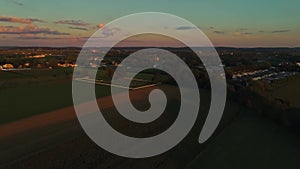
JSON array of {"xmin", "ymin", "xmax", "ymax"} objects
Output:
[
  {"xmin": 0, "ymin": 25, "xmax": 69, "ymax": 35},
  {"xmin": 0, "ymin": 16, "xmax": 46, "ymax": 24},
  {"xmin": 234, "ymin": 31, "xmax": 253, "ymax": 36},
  {"xmin": 69, "ymin": 26, "xmax": 88, "ymax": 31},
  {"xmin": 55, "ymin": 20, "xmax": 89, "ymax": 26},
  {"xmin": 257, "ymin": 30, "xmax": 290, "ymax": 34},
  {"xmin": 0, "ymin": 16, "xmax": 31, "ymax": 24},
  {"xmin": 213, "ymin": 31, "xmax": 225, "ymax": 34},
  {"xmin": 101, "ymin": 27, "xmax": 120, "ymax": 38},
  {"xmin": 175, "ymin": 26, "xmax": 197, "ymax": 30},
  {"xmin": 9, "ymin": 0, "xmax": 23, "ymax": 6},
  {"xmin": 271, "ymin": 30, "xmax": 290, "ymax": 33},
  {"xmin": 29, "ymin": 18, "xmax": 47, "ymax": 23}
]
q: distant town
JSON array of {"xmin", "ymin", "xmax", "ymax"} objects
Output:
[{"xmin": 0, "ymin": 47, "xmax": 299, "ymax": 83}]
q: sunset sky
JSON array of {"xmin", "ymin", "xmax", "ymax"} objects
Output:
[{"xmin": 0, "ymin": 0, "xmax": 299, "ymax": 47}]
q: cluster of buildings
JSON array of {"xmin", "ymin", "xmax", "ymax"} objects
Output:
[
  {"xmin": 57, "ymin": 63, "xmax": 77, "ymax": 68},
  {"xmin": 251, "ymin": 71, "xmax": 298, "ymax": 81},
  {"xmin": 26, "ymin": 54, "xmax": 46, "ymax": 59},
  {"xmin": 0, "ymin": 62, "xmax": 77, "ymax": 70},
  {"xmin": 0, "ymin": 64, "xmax": 14, "ymax": 70},
  {"xmin": 232, "ymin": 68, "xmax": 298, "ymax": 82},
  {"xmin": 0, "ymin": 63, "xmax": 31, "ymax": 70},
  {"xmin": 232, "ymin": 69, "xmax": 269, "ymax": 79}
]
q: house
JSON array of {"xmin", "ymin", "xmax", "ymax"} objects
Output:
[
  {"xmin": 24, "ymin": 63, "xmax": 30, "ymax": 67},
  {"xmin": 2, "ymin": 64, "xmax": 14, "ymax": 69}
]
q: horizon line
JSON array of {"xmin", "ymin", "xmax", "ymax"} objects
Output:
[{"xmin": 0, "ymin": 45, "xmax": 300, "ymax": 49}]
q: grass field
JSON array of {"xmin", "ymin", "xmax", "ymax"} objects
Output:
[
  {"xmin": 0, "ymin": 68, "xmax": 144, "ymax": 124},
  {"xmin": 2, "ymin": 69, "xmax": 299, "ymax": 169},
  {"xmin": 0, "ymin": 81, "xmax": 116, "ymax": 124},
  {"xmin": 269, "ymin": 76, "xmax": 300, "ymax": 108},
  {"xmin": 0, "ymin": 68, "xmax": 73, "ymax": 79},
  {"xmin": 0, "ymin": 86, "xmax": 242, "ymax": 169},
  {"xmin": 0, "ymin": 68, "xmax": 73, "ymax": 90},
  {"xmin": 0, "ymin": 68, "xmax": 166, "ymax": 124},
  {"xmin": 186, "ymin": 111, "xmax": 300, "ymax": 169}
]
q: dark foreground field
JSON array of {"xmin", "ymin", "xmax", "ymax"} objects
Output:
[
  {"xmin": 1, "ymin": 69, "xmax": 300, "ymax": 169},
  {"xmin": 0, "ymin": 84, "xmax": 239, "ymax": 169},
  {"xmin": 1, "ymin": 83, "xmax": 300, "ymax": 169},
  {"xmin": 187, "ymin": 111, "xmax": 300, "ymax": 169}
]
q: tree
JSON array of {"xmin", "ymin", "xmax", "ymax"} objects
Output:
[{"xmin": 104, "ymin": 67, "xmax": 115, "ymax": 80}]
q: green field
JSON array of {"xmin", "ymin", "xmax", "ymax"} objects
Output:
[
  {"xmin": 0, "ymin": 68, "xmax": 73, "ymax": 89},
  {"xmin": 0, "ymin": 87, "xmax": 243, "ymax": 169},
  {"xmin": 269, "ymin": 76, "xmax": 300, "ymax": 108},
  {"xmin": 186, "ymin": 111, "xmax": 300, "ymax": 169},
  {"xmin": 0, "ymin": 69, "xmax": 73, "ymax": 79},
  {"xmin": 0, "ymin": 81, "xmax": 116, "ymax": 124},
  {"xmin": 2, "ymin": 69, "xmax": 300, "ymax": 169},
  {"xmin": 0, "ymin": 68, "xmax": 120, "ymax": 124},
  {"xmin": 0, "ymin": 68, "xmax": 166, "ymax": 124}
]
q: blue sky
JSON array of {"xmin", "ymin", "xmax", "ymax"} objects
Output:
[{"xmin": 0, "ymin": 0, "xmax": 299, "ymax": 47}]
